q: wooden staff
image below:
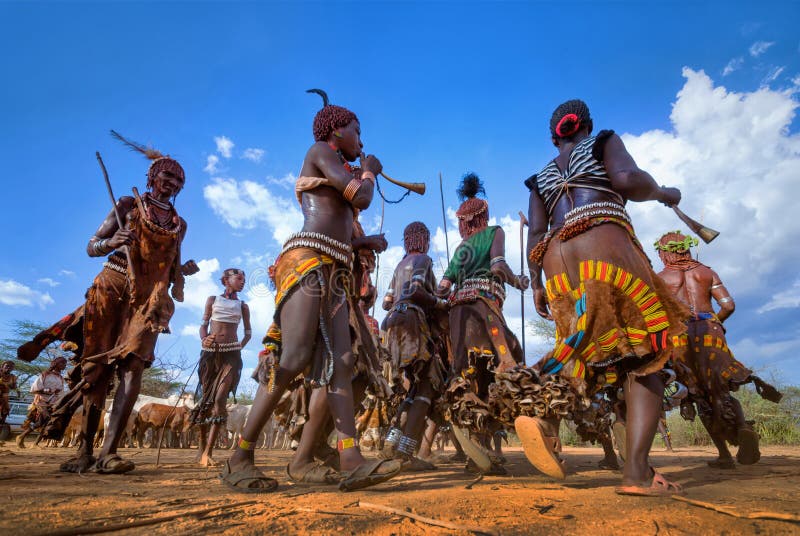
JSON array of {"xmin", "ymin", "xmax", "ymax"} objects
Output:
[
  {"xmin": 518, "ymin": 211, "xmax": 529, "ymax": 358},
  {"xmin": 96, "ymin": 152, "xmax": 134, "ymax": 284},
  {"xmin": 439, "ymin": 172, "xmax": 450, "ymax": 260}
]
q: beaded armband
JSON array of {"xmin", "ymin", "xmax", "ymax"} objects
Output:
[
  {"xmin": 490, "ymin": 256, "xmax": 506, "ymax": 266},
  {"xmin": 343, "ymin": 178, "xmax": 362, "ymax": 202}
]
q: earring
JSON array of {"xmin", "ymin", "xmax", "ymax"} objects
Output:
[{"xmin": 334, "ymin": 131, "xmax": 343, "ymax": 138}]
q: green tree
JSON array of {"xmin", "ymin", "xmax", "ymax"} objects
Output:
[{"xmin": 0, "ymin": 320, "xmax": 73, "ymax": 394}]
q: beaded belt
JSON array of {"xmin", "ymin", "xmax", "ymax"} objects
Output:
[
  {"xmin": 460, "ymin": 278, "xmax": 506, "ymax": 301},
  {"xmin": 203, "ymin": 341, "xmax": 242, "ymax": 352},
  {"xmin": 103, "ymin": 259, "xmax": 128, "ymax": 275},
  {"xmin": 281, "ymin": 231, "xmax": 353, "ymax": 266},
  {"xmin": 562, "ymin": 201, "xmax": 630, "ymax": 228}
]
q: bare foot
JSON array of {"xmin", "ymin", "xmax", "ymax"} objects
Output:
[{"xmin": 59, "ymin": 453, "xmax": 96, "ymax": 473}]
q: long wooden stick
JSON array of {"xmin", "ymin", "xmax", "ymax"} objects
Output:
[
  {"xmin": 38, "ymin": 500, "xmax": 259, "ymax": 536},
  {"xmin": 95, "ymin": 152, "xmax": 134, "ymax": 277},
  {"xmin": 439, "ymin": 172, "xmax": 451, "ymax": 260},
  {"xmin": 672, "ymin": 495, "xmax": 799, "ymax": 523},
  {"xmin": 518, "ymin": 210, "xmax": 528, "ymax": 358},
  {"xmin": 358, "ymin": 501, "xmax": 499, "ymax": 536}
]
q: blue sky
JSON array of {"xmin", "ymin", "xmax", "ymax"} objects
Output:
[{"xmin": 1, "ymin": 2, "xmax": 799, "ymax": 389}]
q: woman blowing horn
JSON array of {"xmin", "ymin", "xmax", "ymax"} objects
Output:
[{"xmin": 523, "ymin": 100, "xmax": 687, "ymax": 496}]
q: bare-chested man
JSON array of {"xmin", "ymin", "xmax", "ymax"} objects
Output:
[
  {"xmin": 17, "ymin": 133, "xmax": 199, "ymax": 473},
  {"xmin": 655, "ymin": 231, "xmax": 781, "ymax": 468},
  {"xmin": 221, "ymin": 90, "xmax": 401, "ymax": 492}
]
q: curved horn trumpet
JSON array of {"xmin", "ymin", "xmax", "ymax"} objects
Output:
[{"xmin": 379, "ymin": 171, "xmax": 426, "ymax": 195}]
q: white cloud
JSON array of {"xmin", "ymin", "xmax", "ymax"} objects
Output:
[
  {"xmin": 0, "ymin": 279, "xmax": 54, "ymax": 309},
  {"xmin": 749, "ymin": 41, "xmax": 774, "ymax": 57},
  {"xmin": 203, "ymin": 177, "xmax": 303, "ymax": 245},
  {"xmin": 215, "ymin": 136, "xmax": 235, "ymax": 158},
  {"xmin": 758, "ymin": 279, "xmax": 800, "ymax": 313},
  {"xmin": 621, "ymin": 68, "xmax": 800, "ymax": 295},
  {"xmin": 761, "ymin": 66, "xmax": 785, "ymax": 86},
  {"xmin": 37, "ymin": 278, "xmax": 60, "ymax": 287},
  {"xmin": 181, "ymin": 324, "xmax": 201, "ymax": 336},
  {"xmin": 242, "ymin": 148, "xmax": 265, "ymax": 162},
  {"xmin": 58, "ymin": 270, "xmax": 75, "ymax": 277},
  {"xmin": 266, "ymin": 173, "xmax": 297, "ymax": 191},
  {"xmin": 176, "ymin": 258, "xmax": 220, "ymax": 313},
  {"xmin": 722, "ymin": 57, "xmax": 744, "ymax": 76},
  {"xmin": 204, "ymin": 154, "xmax": 220, "ymax": 174}
]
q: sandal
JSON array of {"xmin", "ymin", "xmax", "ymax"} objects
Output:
[
  {"xmin": 338, "ymin": 459, "xmax": 402, "ymax": 492},
  {"xmin": 451, "ymin": 425, "xmax": 492, "ymax": 473},
  {"xmin": 615, "ymin": 469, "xmax": 684, "ymax": 496},
  {"xmin": 220, "ymin": 459, "xmax": 278, "ymax": 493},
  {"xmin": 93, "ymin": 454, "xmax": 135, "ymax": 475},
  {"xmin": 400, "ymin": 456, "xmax": 438, "ymax": 472},
  {"xmin": 286, "ymin": 462, "xmax": 342, "ymax": 484},
  {"xmin": 514, "ymin": 416, "xmax": 565, "ymax": 480}
]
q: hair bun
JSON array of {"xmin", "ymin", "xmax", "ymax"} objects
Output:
[{"xmin": 555, "ymin": 113, "xmax": 581, "ymax": 138}]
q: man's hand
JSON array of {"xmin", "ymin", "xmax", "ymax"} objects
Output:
[
  {"xmin": 106, "ymin": 229, "xmax": 136, "ymax": 249},
  {"xmin": 534, "ymin": 287, "xmax": 552, "ymax": 320},
  {"xmin": 181, "ymin": 260, "xmax": 200, "ymax": 276}
]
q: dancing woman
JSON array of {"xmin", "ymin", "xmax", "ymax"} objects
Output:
[
  {"xmin": 524, "ymin": 100, "xmax": 687, "ymax": 495},
  {"xmin": 193, "ymin": 268, "xmax": 251, "ymax": 467}
]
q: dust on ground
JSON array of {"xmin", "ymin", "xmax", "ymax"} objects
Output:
[{"xmin": 0, "ymin": 444, "xmax": 797, "ymax": 535}]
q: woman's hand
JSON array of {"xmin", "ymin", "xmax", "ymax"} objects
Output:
[
  {"xmin": 658, "ymin": 186, "xmax": 681, "ymax": 207},
  {"xmin": 201, "ymin": 334, "xmax": 217, "ymax": 349},
  {"xmin": 360, "ymin": 154, "xmax": 382, "ymax": 177},
  {"xmin": 516, "ymin": 274, "xmax": 531, "ymax": 291}
]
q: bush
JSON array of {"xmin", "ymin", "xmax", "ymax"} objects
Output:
[{"xmin": 666, "ymin": 384, "xmax": 800, "ymax": 447}]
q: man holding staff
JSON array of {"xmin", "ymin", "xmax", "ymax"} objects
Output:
[{"xmin": 17, "ymin": 133, "xmax": 198, "ymax": 474}]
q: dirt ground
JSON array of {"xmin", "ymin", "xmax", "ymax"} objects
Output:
[{"xmin": 0, "ymin": 444, "xmax": 797, "ymax": 536}]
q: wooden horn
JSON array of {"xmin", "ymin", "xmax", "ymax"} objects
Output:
[
  {"xmin": 379, "ymin": 172, "xmax": 426, "ymax": 195},
  {"xmin": 672, "ymin": 206, "xmax": 720, "ymax": 244}
]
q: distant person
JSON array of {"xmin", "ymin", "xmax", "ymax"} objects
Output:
[
  {"xmin": 191, "ymin": 268, "xmax": 251, "ymax": 467},
  {"xmin": 655, "ymin": 231, "xmax": 782, "ymax": 468},
  {"xmin": 0, "ymin": 361, "xmax": 20, "ymax": 429},
  {"xmin": 16, "ymin": 357, "xmax": 67, "ymax": 448}
]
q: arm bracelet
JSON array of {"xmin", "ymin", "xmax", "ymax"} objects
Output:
[
  {"xmin": 93, "ymin": 238, "xmax": 111, "ymax": 254},
  {"xmin": 361, "ymin": 171, "xmax": 376, "ymax": 183},
  {"xmin": 343, "ymin": 178, "xmax": 363, "ymax": 202},
  {"xmin": 244, "ymin": 329, "xmax": 252, "ymax": 334},
  {"xmin": 490, "ymin": 256, "xmax": 506, "ymax": 266},
  {"xmin": 718, "ymin": 297, "xmax": 733, "ymax": 304}
]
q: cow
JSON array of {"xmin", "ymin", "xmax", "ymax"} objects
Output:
[{"xmin": 135, "ymin": 403, "xmax": 192, "ymax": 449}]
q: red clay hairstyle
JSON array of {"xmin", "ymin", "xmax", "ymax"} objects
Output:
[
  {"xmin": 404, "ymin": 221, "xmax": 430, "ymax": 254},
  {"xmin": 307, "ymin": 88, "xmax": 358, "ymax": 142}
]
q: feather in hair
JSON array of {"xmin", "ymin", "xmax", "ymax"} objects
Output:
[
  {"xmin": 457, "ymin": 172, "xmax": 485, "ymax": 201},
  {"xmin": 110, "ymin": 130, "xmax": 164, "ymax": 161},
  {"xmin": 306, "ymin": 88, "xmax": 330, "ymax": 107}
]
